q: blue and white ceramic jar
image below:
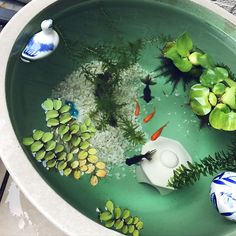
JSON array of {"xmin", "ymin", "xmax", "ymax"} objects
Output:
[
  {"xmin": 210, "ymin": 171, "xmax": 236, "ymax": 221},
  {"xmin": 21, "ymin": 19, "xmax": 59, "ymax": 62}
]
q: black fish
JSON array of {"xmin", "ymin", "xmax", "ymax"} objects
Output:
[
  {"xmin": 125, "ymin": 150, "xmax": 156, "ymax": 166},
  {"xmin": 141, "ymin": 75, "xmax": 156, "ymax": 103}
]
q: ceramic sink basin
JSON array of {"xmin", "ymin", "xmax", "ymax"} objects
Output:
[{"xmin": 1, "ymin": 0, "xmax": 236, "ymax": 235}]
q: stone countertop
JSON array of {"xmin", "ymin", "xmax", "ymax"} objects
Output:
[{"xmin": 0, "ymin": 0, "xmax": 236, "ymax": 236}]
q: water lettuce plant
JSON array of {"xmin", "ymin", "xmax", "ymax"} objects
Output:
[
  {"xmin": 98, "ymin": 200, "xmax": 144, "ymax": 236},
  {"xmin": 162, "ymin": 32, "xmax": 236, "ymax": 131},
  {"xmin": 23, "ymin": 98, "xmax": 107, "ymax": 186}
]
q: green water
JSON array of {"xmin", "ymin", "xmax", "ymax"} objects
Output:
[{"xmin": 5, "ymin": 0, "xmax": 236, "ymax": 235}]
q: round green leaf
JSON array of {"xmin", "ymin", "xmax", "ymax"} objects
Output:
[
  {"xmin": 31, "ymin": 141, "xmax": 43, "ymax": 153},
  {"xmin": 133, "ymin": 217, "xmax": 139, "ymax": 225},
  {"xmin": 221, "ymin": 87, "xmax": 236, "ymax": 109},
  {"xmin": 212, "ymin": 83, "xmax": 226, "ymax": 95},
  {"xmin": 176, "ymin": 32, "xmax": 193, "ymax": 57},
  {"xmin": 85, "ymin": 118, "xmax": 91, "ymax": 126},
  {"xmin": 114, "ymin": 219, "xmax": 124, "ymax": 230},
  {"xmin": 45, "ymin": 140, "xmax": 56, "ymax": 151},
  {"xmin": 106, "ymin": 200, "xmax": 114, "ymax": 213},
  {"xmin": 80, "ymin": 124, "xmax": 87, "ymax": 133},
  {"xmin": 105, "ymin": 220, "xmax": 115, "ymax": 228},
  {"xmin": 128, "ymin": 225, "xmax": 135, "ymax": 234},
  {"xmin": 67, "ymin": 153, "xmax": 73, "ymax": 162},
  {"xmin": 81, "ymin": 133, "xmax": 91, "ymax": 140},
  {"xmin": 114, "ymin": 207, "xmax": 122, "ymax": 219},
  {"xmin": 47, "ymin": 118, "xmax": 59, "ymax": 127},
  {"xmin": 71, "ymin": 136, "xmax": 81, "ymax": 147},
  {"xmin": 80, "ymin": 141, "xmax": 90, "ymax": 150},
  {"xmin": 64, "ymin": 167, "xmax": 72, "ymax": 176},
  {"xmin": 46, "ymin": 110, "xmax": 59, "ymax": 120},
  {"xmin": 57, "ymin": 161, "xmax": 67, "ymax": 170},
  {"xmin": 136, "ymin": 221, "xmax": 144, "ymax": 230},
  {"xmin": 122, "ymin": 209, "xmax": 130, "ymax": 219},
  {"xmin": 125, "ymin": 217, "xmax": 133, "ymax": 225},
  {"xmin": 122, "ymin": 225, "xmax": 129, "ymax": 234},
  {"xmin": 55, "ymin": 145, "xmax": 64, "ymax": 153},
  {"xmin": 58, "ymin": 125, "xmax": 69, "ymax": 136},
  {"xmin": 47, "ymin": 159, "xmax": 56, "ymax": 168},
  {"xmin": 42, "ymin": 132, "xmax": 53, "ymax": 143},
  {"xmin": 53, "ymin": 99, "xmax": 62, "ymax": 110},
  {"xmin": 60, "ymin": 113, "xmax": 72, "ymax": 124},
  {"xmin": 133, "ymin": 229, "xmax": 140, "ymax": 236},
  {"xmin": 33, "ymin": 130, "xmax": 44, "ymax": 140},
  {"xmin": 71, "ymin": 161, "xmax": 79, "ymax": 169},
  {"xmin": 174, "ymin": 57, "xmax": 192, "ymax": 73},
  {"xmin": 45, "ymin": 152, "xmax": 55, "ymax": 161},
  {"xmin": 60, "ymin": 105, "xmax": 71, "ymax": 113},
  {"xmin": 58, "ymin": 152, "xmax": 67, "ymax": 161},
  {"xmin": 208, "ymin": 92, "xmax": 217, "ymax": 106},
  {"xmin": 70, "ymin": 124, "xmax": 80, "ymax": 134},
  {"xmin": 42, "ymin": 99, "xmax": 54, "ymax": 111},
  {"xmin": 35, "ymin": 150, "xmax": 46, "ymax": 161},
  {"xmin": 22, "ymin": 137, "xmax": 34, "ymax": 146},
  {"xmin": 62, "ymin": 133, "xmax": 72, "ymax": 142},
  {"xmin": 99, "ymin": 211, "xmax": 113, "ymax": 222}
]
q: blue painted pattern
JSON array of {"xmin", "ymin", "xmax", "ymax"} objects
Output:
[{"xmin": 65, "ymin": 100, "xmax": 79, "ymax": 118}]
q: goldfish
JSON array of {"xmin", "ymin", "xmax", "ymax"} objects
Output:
[
  {"xmin": 143, "ymin": 108, "xmax": 156, "ymax": 123},
  {"xmin": 151, "ymin": 122, "xmax": 169, "ymax": 141},
  {"xmin": 134, "ymin": 100, "xmax": 140, "ymax": 116}
]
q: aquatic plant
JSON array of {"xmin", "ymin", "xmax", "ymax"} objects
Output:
[
  {"xmin": 159, "ymin": 32, "xmax": 236, "ymax": 131},
  {"xmin": 22, "ymin": 98, "xmax": 107, "ymax": 186},
  {"xmin": 168, "ymin": 141, "xmax": 236, "ymax": 189},
  {"xmin": 98, "ymin": 200, "xmax": 144, "ymax": 236}
]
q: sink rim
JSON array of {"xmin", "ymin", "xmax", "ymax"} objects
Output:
[{"xmin": 1, "ymin": 0, "xmax": 236, "ymax": 235}]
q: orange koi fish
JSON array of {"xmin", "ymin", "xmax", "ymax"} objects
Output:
[
  {"xmin": 151, "ymin": 122, "xmax": 169, "ymax": 141},
  {"xmin": 143, "ymin": 108, "xmax": 156, "ymax": 123},
  {"xmin": 134, "ymin": 100, "xmax": 140, "ymax": 117}
]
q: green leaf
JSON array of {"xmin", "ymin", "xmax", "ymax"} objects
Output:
[
  {"xmin": 81, "ymin": 133, "xmax": 91, "ymax": 140},
  {"xmin": 221, "ymin": 87, "xmax": 236, "ymax": 109},
  {"xmin": 133, "ymin": 230, "xmax": 140, "ymax": 236},
  {"xmin": 62, "ymin": 133, "xmax": 72, "ymax": 142},
  {"xmin": 42, "ymin": 132, "xmax": 53, "ymax": 143},
  {"xmin": 85, "ymin": 118, "xmax": 92, "ymax": 126},
  {"xmin": 176, "ymin": 32, "xmax": 193, "ymax": 57},
  {"xmin": 198, "ymin": 54, "xmax": 214, "ymax": 69},
  {"xmin": 80, "ymin": 124, "xmax": 87, "ymax": 133},
  {"xmin": 57, "ymin": 161, "xmax": 67, "ymax": 170},
  {"xmin": 114, "ymin": 207, "xmax": 122, "ymax": 219},
  {"xmin": 71, "ymin": 136, "xmax": 81, "ymax": 147},
  {"xmin": 42, "ymin": 99, "xmax": 54, "ymax": 111},
  {"xmin": 59, "ymin": 113, "xmax": 72, "ymax": 124},
  {"xmin": 71, "ymin": 161, "xmax": 79, "ymax": 169},
  {"xmin": 208, "ymin": 92, "xmax": 217, "ymax": 106},
  {"xmin": 174, "ymin": 58, "xmax": 192, "ymax": 72},
  {"xmin": 125, "ymin": 217, "xmax": 133, "ymax": 225},
  {"xmin": 114, "ymin": 219, "xmax": 124, "ymax": 230},
  {"xmin": 133, "ymin": 217, "xmax": 139, "ymax": 225},
  {"xmin": 67, "ymin": 153, "xmax": 73, "ymax": 162},
  {"xmin": 55, "ymin": 145, "xmax": 64, "ymax": 153},
  {"xmin": 212, "ymin": 83, "xmax": 226, "ymax": 95},
  {"xmin": 53, "ymin": 99, "xmax": 62, "ymax": 110},
  {"xmin": 105, "ymin": 220, "xmax": 115, "ymax": 228},
  {"xmin": 47, "ymin": 118, "xmax": 59, "ymax": 127},
  {"xmin": 58, "ymin": 152, "xmax": 67, "ymax": 161},
  {"xmin": 128, "ymin": 225, "xmax": 135, "ymax": 234},
  {"xmin": 122, "ymin": 225, "xmax": 129, "ymax": 234},
  {"xmin": 58, "ymin": 125, "xmax": 69, "ymax": 136},
  {"xmin": 215, "ymin": 66, "xmax": 229, "ymax": 79},
  {"xmin": 22, "ymin": 137, "xmax": 34, "ymax": 146},
  {"xmin": 100, "ymin": 211, "xmax": 113, "ymax": 222},
  {"xmin": 33, "ymin": 130, "xmax": 44, "ymax": 141},
  {"xmin": 35, "ymin": 150, "xmax": 46, "ymax": 161},
  {"xmin": 106, "ymin": 200, "xmax": 114, "ymax": 213},
  {"xmin": 45, "ymin": 140, "xmax": 56, "ymax": 151},
  {"xmin": 31, "ymin": 141, "xmax": 43, "ymax": 152},
  {"xmin": 136, "ymin": 221, "xmax": 144, "ymax": 230},
  {"xmin": 70, "ymin": 124, "xmax": 80, "ymax": 134},
  {"xmin": 46, "ymin": 110, "xmax": 59, "ymax": 120},
  {"xmin": 122, "ymin": 209, "xmax": 130, "ymax": 219},
  {"xmin": 64, "ymin": 167, "xmax": 72, "ymax": 176},
  {"xmin": 164, "ymin": 44, "xmax": 180, "ymax": 62},
  {"xmin": 200, "ymin": 69, "xmax": 221, "ymax": 88},
  {"xmin": 45, "ymin": 152, "xmax": 55, "ymax": 161},
  {"xmin": 188, "ymin": 52, "xmax": 202, "ymax": 66},
  {"xmin": 59, "ymin": 105, "xmax": 71, "ymax": 113},
  {"xmin": 47, "ymin": 159, "xmax": 56, "ymax": 168},
  {"xmin": 80, "ymin": 141, "xmax": 90, "ymax": 150}
]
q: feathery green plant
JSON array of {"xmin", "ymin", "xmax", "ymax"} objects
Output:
[{"xmin": 168, "ymin": 141, "xmax": 236, "ymax": 189}]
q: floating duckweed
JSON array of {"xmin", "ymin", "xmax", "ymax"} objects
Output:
[
  {"xmin": 64, "ymin": 167, "xmax": 72, "ymax": 176},
  {"xmin": 90, "ymin": 175, "xmax": 99, "ymax": 186},
  {"xmin": 79, "ymin": 124, "xmax": 87, "ymax": 133},
  {"xmin": 33, "ymin": 130, "xmax": 44, "ymax": 140},
  {"xmin": 78, "ymin": 151, "xmax": 88, "ymax": 160},
  {"xmin": 58, "ymin": 125, "xmax": 69, "ymax": 136},
  {"xmin": 80, "ymin": 141, "xmax": 90, "ymax": 150},
  {"xmin": 31, "ymin": 141, "xmax": 43, "ymax": 152},
  {"xmin": 81, "ymin": 133, "xmax": 91, "ymax": 140},
  {"xmin": 96, "ymin": 162, "xmax": 106, "ymax": 169},
  {"xmin": 58, "ymin": 152, "xmax": 67, "ymax": 161},
  {"xmin": 72, "ymin": 136, "xmax": 81, "ymax": 147},
  {"xmin": 53, "ymin": 99, "xmax": 62, "ymax": 110},
  {"xmin": 96, "ymin": 169, "xmax": 107, "ymax": 178},
  {"xmin": 47, "ymin": 118, "xmax": 59, "ymax": 127},
  {"xmin": 88, "ymin": 155, "xmax": 98, "ymax": 164},
  {"xmin": 42, "ymin": 132, "xmax": 53, "ymax": 143},
  {"xmin": 98, "ymin": 200, "xmax": 144, "ymax": 236},
  {"xmin": 88, "ymin": 148, "xmax": 97, "ymax": 155},
  {"xmin": 47, "ymin": 159, "xmax": 56, "ymax": 168},
  {"xmin": 46, "ymin": 110, "xmax": 59, "ymax": 120},
  {"xmin": 55, "ymin": 144, "xmax": 64, "ymax": 153},
  {"xmin": 45, "ymin": 140, "xmax": 56, "ymax": 151},
  {"xmin": 85, "ymin": 118, "xmax": 91, "ymax": 126},
  {"xmin": 74, "ymin": 170, "xmax": 81, "ymax": 179},
  {"xmin": 45, "ymin": 152, "xmax": 55, "ymax": 161},
  {"xmin": 59, "ymin": 113, "xmax": 72, "ymax": 124},
  {"xmin": 35, "ymin": 150, "xmax": 46, "ymax": 161},
  {"xmin": 71, "ymin": 161, "xmax": 79, "ymax": 169},
  {"xmin": 57, "ymin": 161, "xmax": 67, "ymax": 171},
  {"xmin": 88, "ymin": 126, "xmax": 96, "ymax": 133},
  {"xmin": 42, "ymin": 99, "xmax": 54, "ymax": 111},
  {"xmin": 59, "ymin": 105, "xmax": 70, "ymax": 113},
  {"xmin": 85, "ymin": 164, "xmax": 95, "ymax": 174},
  {"xmin": 23, "ymin": 99, "xmax": 107, "ymax": 186},
  {"xmin": 22, "ymin": 137, "xmax": 34, "ymax": 146}
]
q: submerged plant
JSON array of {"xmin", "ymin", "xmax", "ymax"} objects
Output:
[
  {"xmin": 23, "ymin": 98, "xmax": 107, "ymax": 186},
  {"xmin": 98, "ymin": 200, "xmax": 144, "ymax": 236},
  {"xmin": 168, "ymin": 141, "xmax": 236, "ymax": 189}
]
